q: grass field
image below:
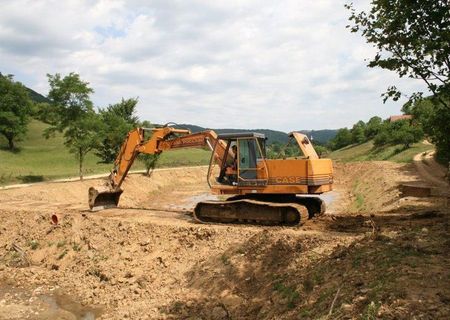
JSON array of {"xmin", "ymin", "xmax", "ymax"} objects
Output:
[
  {"xmin": 328, "ymin": 140, "xmax": 433, "ymax": 163},
  {"xmin": 0, "ymin": 120, "xmax": 211, "ymax": 185}
]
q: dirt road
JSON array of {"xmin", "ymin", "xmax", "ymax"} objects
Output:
[
  {"xmin": 0, "ymin": 162, "xmax": 448, "ymax": 319},
  {"xmin": 413, "ymin": 150, "xmax": 449, "ymax": 189}
]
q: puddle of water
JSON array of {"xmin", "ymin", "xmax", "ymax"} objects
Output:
[
  {"xmin": 0, "ymin": 285, "xmax": 103, "ymax": 320},
  {"xmin": 40, "ymin": 292, "xmax": 102, "ymax": 320},
  {"xmin": 170, "ymin": 192, "xmax": 219, "ymax": 210}
]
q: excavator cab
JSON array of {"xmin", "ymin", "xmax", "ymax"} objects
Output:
[{"xmin": 209, "ymin": 133, "xmax": 269, "ymax": 189}]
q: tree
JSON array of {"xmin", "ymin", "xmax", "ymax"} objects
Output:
[
  {"xmin": 373, "ymin": 127, "xmax": 390, "ymax": 148},
  {"xmin": 106, "ymin": 97, "xmax": 139, "ymax": 125},
  {"xmin": 138, "ymin": 120, "xmax": 159, "ymax": 176},
  {"xmin": 45, "ymin": 73, "xmax": 100, "ymax": 180},
  {"xmin": 266, "ymin": 141, "xmax": 282, "ymax": 158},
  {"xmin": 0, "ymin": 74, "xmax": 32, "ymax": 149},
  {"xmin": 346, "ymin": 0, "xmax": 450, "ymax": 108},
  {"xmin": 313, "ymin": 144, "xmax": 329, "ymax": 157},
  {"xmin": 403, "ymin": 96, "xmax": 450, "ymax": 162},
  {"xmin": 329, "ymin": 128, "xmax": 352, "ymax": 150},
  {"xmin": 64, "ymin": 112, "xmax": 102, "ymax": 180},
  {"xmin": 34, "ymin": 102, "xmax": 58, "ymax": 124},
  {"xmin": 350, "ymin": 120, "xmax": 367, "ymax": 144},
  {"xmin": 390, "ymin": 120, "xmax": 424, "ymax": 148},
  {"xmin": 365, "ymin": 116, "xmax": 383, "ymax": 139},
  {"xmin": 140, "ymin": 152, "xmax": 160, "ymax": 177},
  {"xmin": 347, "ymin": 0, "xmax": 450, "ymax": 162},
  {"xmin": 95, "ymin": 98, "xmax": 139, "ymax": 163},
  {"xmin": 373, "ymin": 119, "xmax": 423, "ymax": 148},
  {"xmin": 46, "ymin": 73, "xmax": 95, "ymax": 131}
]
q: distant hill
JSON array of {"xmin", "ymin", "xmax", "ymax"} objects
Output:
[
  {"xmin": 0, "ymin": 72, "xmax": 49, "ymax": 104},
  {"xmin": 298, "ymin": 129, "xmax": 338, "ymax": 144},
  {"xmin": 176, "ymin": 124, "xmax": 207, "ymax": 134},
  {"xmin": 175, "ymin": 124, "xmax": 289, "ymax": 144},
  {"xmin": 26, "ymin": 87, "xmax": 49, "ymax": 104},
  {"xmin": 175, "ymin": 124, "xmax": 337, "ymax": 144}
]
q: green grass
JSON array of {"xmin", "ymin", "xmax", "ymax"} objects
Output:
[
  {"xmin": 28, "ymin": 240, "xmax": 39, "ymax": 250},
  {"xmin": 57, "ymin": 249, "xmax": 68, "ymax": 260},
  {"xmin": 0, "ymin": 120, "xmax": 210, "ymax": 185},
  {"xmin": 273, "ymin": 281, "xmax": 300, "ymax": 309},
  {"xmin": 328, "ymin": 140, "xmax": 433, "ymax": 163},
  {"xmin": 351, "ymin": 178, "xmax": 366, "ymax": 211},
  {"xmin": 362, "ymin": 301, "xmax": 380, "ymax": 320},
  {"xmin": 156, "ymin": 148, "xmax": 210, "ymax": 167},
  {"xmin": 220, "ymin": 254, "xmax": 231, "ymax": 266}
]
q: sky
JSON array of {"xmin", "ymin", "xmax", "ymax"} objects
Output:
[{"xmin": 0, "ymin": 0, "xmax": 426, "ymax": 131}]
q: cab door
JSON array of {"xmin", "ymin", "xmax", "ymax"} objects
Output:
[{"xmin": 237, "ymin": 138, "xmax": 268, "ymax": 186}]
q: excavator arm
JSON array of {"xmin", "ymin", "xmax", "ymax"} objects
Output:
[
  {"xmin": 88, "ymin": 126, "xmax": 228, "ymax": 210},
  {"xmin": 108, "ymin": 127, "xmax": 190, "ymax": 190}
]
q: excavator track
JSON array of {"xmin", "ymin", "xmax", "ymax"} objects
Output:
[
  {"xmin": 193, "ymin": 199, "xmax": 309, "ymax": 226},
  {"xmin": 225, "ymin": 194, "xmax": 326, "ymax": 218}
]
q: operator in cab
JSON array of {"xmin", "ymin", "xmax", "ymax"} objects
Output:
[
  {"xmin": 217, "ymin": 144, "xmax": 238, "ymax": 185},
  {"xmin": 224, "ymin": 144, "xmax": 238, "ymax": 184}
]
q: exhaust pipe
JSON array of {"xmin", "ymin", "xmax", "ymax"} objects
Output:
[{"xmin": 88, "ymin": 186, "xmax": 123, "ymax": 211}]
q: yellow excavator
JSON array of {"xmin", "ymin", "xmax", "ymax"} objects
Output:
[{"xmin": 89, "ymin": 125, "xmax": 333, "ymax": 225}]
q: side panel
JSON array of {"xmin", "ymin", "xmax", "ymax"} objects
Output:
[
  {"xmin": 261, "ymin": 159, "xmax": 308, "ymax": 184},
  {"xmin": 256, "ymin": 158, "xmax": 333, "ymax": 194},
  {"xmin": 307, "ymin": 159, "xmax": 334, "ymax": 186}
]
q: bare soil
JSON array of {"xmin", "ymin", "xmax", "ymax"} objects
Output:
[{"xmin": 0, "ymin": 162, "xmax": 448, "ymax": 319}]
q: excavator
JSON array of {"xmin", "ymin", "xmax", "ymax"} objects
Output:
[{"xmin": 88, "ymin": 125, "xmax": 333, "ymax": 226}]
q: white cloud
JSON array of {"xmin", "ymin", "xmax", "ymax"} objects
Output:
[{"xmin": 0, "ymin": 0, "xmax": 427, "ymax": 131}]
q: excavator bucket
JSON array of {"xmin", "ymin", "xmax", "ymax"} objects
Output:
[{"xmin": 88, "ymin": 186, "xmax": 123, "ymax": 211}]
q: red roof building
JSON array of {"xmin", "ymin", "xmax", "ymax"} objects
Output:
[{"xmin": 389, "ymin": 115, "xmax": 413, "ymax": 122}]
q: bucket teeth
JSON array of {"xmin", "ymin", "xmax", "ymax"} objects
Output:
[{"xmin": 88, "ymin": 187, "xmax": 123, "ymax": 211}]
